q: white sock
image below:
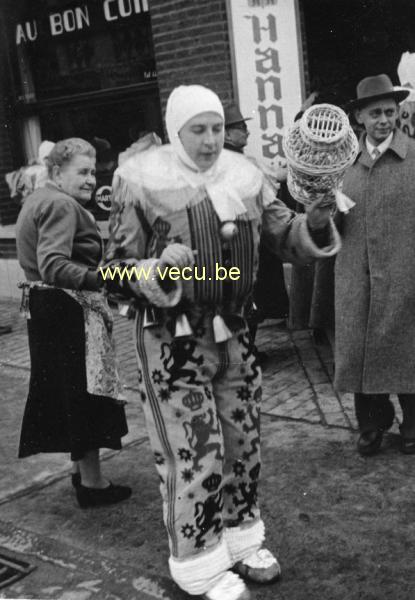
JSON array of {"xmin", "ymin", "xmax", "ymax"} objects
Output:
[
  {"xmin": 224, "ymin": 519, "xmax": 265, "ymax": 563},
  {"xmin": 169, "ymin": 538, "xmax": 233, "ymax": 595}
]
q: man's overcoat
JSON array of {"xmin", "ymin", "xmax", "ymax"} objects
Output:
[{"xmin": 335, "ymin": 129, "xmax": 415, "ymax": 392}]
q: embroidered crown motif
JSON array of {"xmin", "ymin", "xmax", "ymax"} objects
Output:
[
  {"xmin": 182, "ymin": 390, "xmax": 204, "ymax": 411},
  {"xmin": 202, "ymin": 473, "xmax": 222, "ymax": 492}
]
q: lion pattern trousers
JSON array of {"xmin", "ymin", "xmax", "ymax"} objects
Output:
[{"xmin": 134, "ymin": 310, "xmax": 263, "ymax": 561}]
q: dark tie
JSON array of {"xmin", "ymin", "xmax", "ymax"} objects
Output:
[{"xmin": 372, "ymin": 147, "xmax": 381, "ymax": 161}]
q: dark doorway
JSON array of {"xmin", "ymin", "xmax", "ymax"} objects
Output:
[{"xmin": 301, "ymin": 0, "xmax": 415, "ymax": 106}]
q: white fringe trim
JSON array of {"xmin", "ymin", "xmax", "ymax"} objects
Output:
[
  {"xmin": 169, "ymin": 538, "xmax": 232, "ymax": 595},
  {"xmin": 224, "ymin": 519, "xmax": 265, "ymax": 563},
  {"xmin": 127, "ymin": 258, "xmax": 182, "ymax": 307}
]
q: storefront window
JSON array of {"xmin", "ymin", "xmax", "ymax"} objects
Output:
[
  {"xmin": 301, "ymin": 0, "xmax": 415, "ymax": 105},
  {"xmin": 5, "ymin": 0, "xmax": 161, "ymax": 220},
  {"xmin": 11, "ymin": 0, "xmax": 156, "ymax": 103}
]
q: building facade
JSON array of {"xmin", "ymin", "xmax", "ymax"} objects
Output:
[
  {"xmin": 0, "ymin": 0, "xmax": 237, "ymax": 229},
  {"xmin": 0, "ymin": 0, "xmax": 305, "ymax": 229}
]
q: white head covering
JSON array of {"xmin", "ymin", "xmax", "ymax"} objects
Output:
[
  {"xmin": 165, "ymin": 85, "xmax": 247, "ymax": 221},
  {"xmin": 166, "ymin": 84, "xmax": 224, "ymax": 171}
]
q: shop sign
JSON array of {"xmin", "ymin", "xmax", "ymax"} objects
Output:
[
  {"xmin": 12, "ymin": 0, "xmax": 155, "ymax": 102},
  {"xmin": 226, "ymin": 0, "xmax": 305, "ymax": 167},
  {"xmin": 15, "ymin": 0, "xmax": 149, "ymax": 45},
  {"xmin": 95, "ymin": 185, "xmax": 112, "ymax": 211}
]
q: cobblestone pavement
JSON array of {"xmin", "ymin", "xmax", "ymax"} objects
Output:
[
  {"xmin": 0, "ymin": 296, "xmax": 365, "ymax": 504},
  {"xmin": 0, "ymin": 296, "xmax": 357, "ymax": 430},
  {"xmin": 0, "ymin": 297, "xmax": 408, "ymax": 600},
  {"xmin": 8, "ymin": 291, "xmax": 412, "ymax": 502},
  {"xmin": 4, "ymin": 294, "xmax": 411, "ymax": 506}
]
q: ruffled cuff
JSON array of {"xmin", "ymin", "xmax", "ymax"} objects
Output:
[
  {"xmin": 224, "ymin": 519, "xmax": 265, "ymax": 563},
  {"xmin": 169, "ymin": 538, "xmax": 232, "ymax": 595},
  {"xmin": 127, "ymin": 258, "xmax": 182, "ymax": 307}
]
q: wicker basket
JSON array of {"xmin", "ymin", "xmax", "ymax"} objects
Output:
[{"xmin": 283, "ymin": 103, "xmax": 359, "ymax": 207}]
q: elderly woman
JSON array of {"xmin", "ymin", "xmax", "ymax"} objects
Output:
[
  {"xmin": 16, "ymin": 137, "xmax": 131, "ymax": 509},
  {"xmin": 105, "ymin": 86, "xmax": 341, "ymax": 600}
]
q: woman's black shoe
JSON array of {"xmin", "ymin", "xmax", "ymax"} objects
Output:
[
  {"xmin": 76, "ymin": 482, "xmax": 132, "ymax": 508},
  {"xmin": 401, "ymin": 438, "xmax": 415, "ymax": 455},
  {"xmin": 71, "ymin": 473, "xmax": 81, "ymax": 488},
  {"xmin": 357, "ymin": 430, "xmax": 383, "ymax": 456}
]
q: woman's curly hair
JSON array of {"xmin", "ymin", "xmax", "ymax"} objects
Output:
[{"xmin": 46, "ymin": 138, "xmax": 95, "ymax": 177}]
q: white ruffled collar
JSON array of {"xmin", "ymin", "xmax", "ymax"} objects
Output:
[{"xmin": 118, "ymin": 145, "xmax": 264, "ymax": 220}]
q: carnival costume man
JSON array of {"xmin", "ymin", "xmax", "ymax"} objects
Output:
[{"xmin": 105, "ymin": 85, "xmax": 341, "ymax": 600}]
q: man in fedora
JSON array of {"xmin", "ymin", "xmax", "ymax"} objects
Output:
[
  {"xmin": 224, "ymin": 104, "xmax": 290, "ymax": 363},
  {"xmin": 335, "ymin": 73, "xmax": 415, "ymax": 456},
  {"xmin": 224, "ymin": 103, "xmax": 252, "ymax": 153}
]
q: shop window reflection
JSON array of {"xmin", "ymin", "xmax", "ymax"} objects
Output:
[{"xmin": 12, "ymin": 1, "xmax": 156, "ymax": 103}]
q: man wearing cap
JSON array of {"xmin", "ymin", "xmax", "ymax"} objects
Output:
[
  {"xmin": 224, "ymin": 104, "xmax": 290, "ymax": 360},
  {"xmin": 224, "ymin": 104, "xmax": 252, "ymax": 153},
  {"xmin": 335, "ymin": 73, "xmax": 415, "ymax": 456}
]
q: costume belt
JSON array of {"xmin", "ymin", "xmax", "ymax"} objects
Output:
[{"xmin": 139, "ymin": 299, "xmax": 250, "ymax": 344}]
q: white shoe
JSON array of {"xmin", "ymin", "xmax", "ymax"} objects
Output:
[
  {"xmin": 203, "ymin": 571, "xmax": 251, "ymax": 600},
  {"xmin": 233, "ymin": 548, "xmax": 281, "ymax": 583}
]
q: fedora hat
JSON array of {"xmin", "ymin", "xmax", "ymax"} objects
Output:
[
  {"xmin": 347, "ymin": 74, "xmax": 409, "ymax": 111},
  {"xmin": 224, "ymin": 103, "xmax": 253, "ymax": 127}
]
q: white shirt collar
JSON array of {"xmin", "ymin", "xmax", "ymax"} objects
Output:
[{"xmin": 366, "ymin": 132, "xmax": 393, "ymax": 159}]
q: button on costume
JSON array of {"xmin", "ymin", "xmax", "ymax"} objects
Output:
[{"xmin": 105, "ymin": 85, "xmax": 341, "ymax": 597}]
